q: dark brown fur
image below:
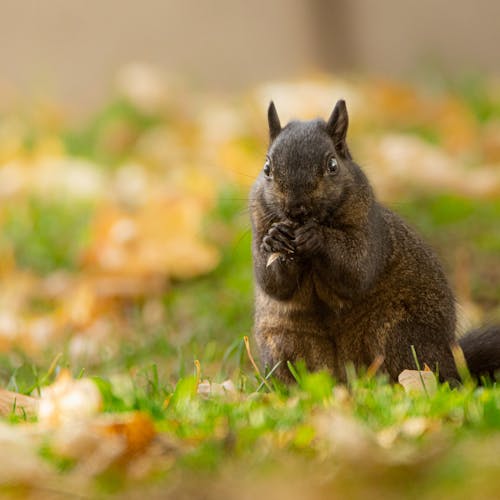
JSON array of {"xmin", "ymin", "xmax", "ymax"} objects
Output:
[{"xmin": 250, "ymin": 100, "xmax": 498, "ymax": 384}]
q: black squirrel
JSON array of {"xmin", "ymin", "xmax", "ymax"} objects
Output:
[{"xmin": 250, "ymin": 99, "xmax": 500, "ymax": 384}]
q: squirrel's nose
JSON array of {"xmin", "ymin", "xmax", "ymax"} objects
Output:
[{"xmin": 285, "ymin": 203, "xmax": 309, "ymax": 221}]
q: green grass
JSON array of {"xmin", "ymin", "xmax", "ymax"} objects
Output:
[
  {"xmin": 0, "ymin": 190, "xmax": 499, "ymax": 498},
  {"xmin": 0, "ymin": 197, "xmax": 94, "ymax": 274},
  {"xmin": 449, "ymin": 73, "xmax": 500, "ymax": 123},
  {"xmin": 62, "ymin": 98, "xmax": 164, "ymax": 166},
  {"xmin": 5, "ymin": 362, "xmax": 500, "ymax": 498},
  {"xmin": 394, "ymin": 193, "xmax": 500, "ymax": 319},
  {"xmin": 397, "ymin": 194, "xmax": 500, "ymax": 248}
]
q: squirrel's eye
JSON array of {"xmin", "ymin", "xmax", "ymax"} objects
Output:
[
  {"xmin": 263, "ymin": 158, "xmax": 272, "ymax": 177},
  {"xmin": 326, "ymin": 157, "xmax": 338, "ymax": 175}
]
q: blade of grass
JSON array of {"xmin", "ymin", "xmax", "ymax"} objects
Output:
[
  {"xmin": 244, "ymin": 336, "xmax": 273, "ymax": 392},
  {"xmin": 411, "ymin": 345, "xmax": 429, "ymax": 397},
  {"xmin": 194, "ymin": 359, "xmax": 201, "ymax": 390},
  {"xmin": 451, "ymin": 343, "xmax": 472, "ymax": 384},
  {"xmin": 366, "ymin": 355, "xmax": 385, "ymax": 379},
  {"xmin": 286, "ymin": 361, "xmax": 302, "ymax": 385},
  {"xmin": 256, "ymin": 361, "xmax": 282, "ymax": 392}
]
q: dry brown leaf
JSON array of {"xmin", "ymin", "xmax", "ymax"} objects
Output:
[
  {"xmin": 40, "ymin": 412, "xmax": 156, "ymax": 478},
  {"xmin": 376, "ymin": 417, "xmax": 440, "ymax": 448},
  {"xmin": 434, "ymin": 97, "xmax": 478, "ymax": 155},
  {"xmin": 401, "ymin": 416, "xmax": 438, "ymax": 438},
  {"xmin": 51, "ymin": 422, "xmax": 111, "ymax": 461},
  {"xmin": 313, "ymin": 410, "xmax": 374, "ymax": 459},
  {"xmin": 376, "ymin": 426, "xmax": 400, "ymax": 449},
  {"xmin": 197, "ymin": 379, "xmax": 237, "ymax": 399},
  {"xmin": 368, "ymin": 80, "xmax": 425, "ymax": 126},
  {"xmin": 38, "ymin": 369, "xmax": 102, "ymax": 426},
  {"xmin": 0, "ymin": 388, "xmax": 38, "ymax": 417},
  {"xmin": 0, "ymin": 422, "xmax": 51, "ymax": 486},
  {"xmin": 84, "ymin": 198, "xmax": 219, "ymax": 280},
  {"xmin": 96, "ymin": 412, "xmax": 156, "ymax": 459},
  {"xmin": 398, "ymin": 369, "xmax": 438, "ymax": 396},
  {"xmin": 481, "ymin": 120, "xmax": 500, "ymax": 162},
  {"xmin": 369, "ymin": 134, "xmax": 500, "ymax": 199}
]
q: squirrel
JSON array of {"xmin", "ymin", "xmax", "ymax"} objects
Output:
[{"xmin": 250, "ymin": 99, "xmax": 500, "ymax": 384}]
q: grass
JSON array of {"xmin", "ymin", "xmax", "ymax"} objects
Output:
[
  {"xmin": 7, "ymin": 362, "xmax": 500, "ymax": 497},
  {"xmin": 62, "ymin": 98, "xmax": 163, "ymax": 166},
  {"xmin": 0, "ymin": 197, "xmax": 94, "ymax": 274},
  {"xmin": 396, "ymin": 193, "xmax": 500, "ymax": 319},
  {"xmin": 0, "ymin": 189, "xmax": 499, "ymax": 497},
  {"xmin": 1, "ymin": 82, "xmax": 500, "ymax": 496}
]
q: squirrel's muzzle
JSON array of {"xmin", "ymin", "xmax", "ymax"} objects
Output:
[{"xmin": 284, "ymin": 202, "xmax": 310, "ymax": 222}]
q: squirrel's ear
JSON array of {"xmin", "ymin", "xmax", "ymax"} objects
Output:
[
  {"xmin": 326, "ymin": 100, "xmax": 350, "ymax": 157},
  {"xmin": 268, "ymin": 101, "xmax": 282, "ymax": 141}
]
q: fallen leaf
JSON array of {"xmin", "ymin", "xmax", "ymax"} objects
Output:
[
  {"xmin": 401, "ymin": 416, "xmax": 437, "ymax": 438},
  {"xmin": 197, "ymin": 379, "xmax": 237, "ymax": 398},
  {"xmin": 84, "ymin": 198, "xmax": 220, "ymax": 280},
  {"xmin": 313, "ymin": 410, "xmax": 374, "ymax": 459},
  {"xmin": 398, "ymin": 369, "xmax": 438, "ymax": 396},
  {"xmin": 38, "ymin": 369, "xmax": 102, "ymax": 426},
  {"xmin": 96, "ymin": 411, "xmax": 156, "ymax": 458},
  {"xmin": 377, "ymin": 417, "xmax": 441, "ymax": 448},
  {"xmin": 0, "ymin": 422, "xmax": 51, "ymax": 486},
  {"xmin": 0, "ymin": 388, "xmax": 38, "ymax": 417}
]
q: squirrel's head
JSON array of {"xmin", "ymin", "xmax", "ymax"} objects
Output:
[{"xmin": 256, "ymin": 100, "xmax": 370, "ymax": 225}]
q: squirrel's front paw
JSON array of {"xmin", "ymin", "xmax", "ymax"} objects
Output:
[
  {"xmin": 261, "ymin": 222, "xmax": 296, "ymax": 256},
  {"xmin": 294, "ymin": 220, "xmax": 324, "ymax": 257}
]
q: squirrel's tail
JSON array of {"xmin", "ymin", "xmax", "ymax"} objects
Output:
[{"xmin": 459, "ymin": 325, "xmax": 500, "ymax": 381}]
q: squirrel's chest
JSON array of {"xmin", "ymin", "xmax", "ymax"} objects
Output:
[{"xmin": 304, "ymin": 271, "xmax": 347, "ymax": 312}]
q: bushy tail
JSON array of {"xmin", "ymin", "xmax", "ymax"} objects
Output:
[{"xmin": 459, "ymin": 325, "xmax": 500, "ymax": 381}]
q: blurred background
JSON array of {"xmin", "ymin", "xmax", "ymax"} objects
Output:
[
  {"xmin": 2, "ymin": 0, "xmax": 500, "ymax": 109},
  {"xmin": 0, "ymin": 0, "xmax": 499, "ymax": 381}
]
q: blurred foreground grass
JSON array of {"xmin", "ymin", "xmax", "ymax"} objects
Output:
[{"xmin": 0, "ymin": 67, "xmax": 499, "ymax": 497}]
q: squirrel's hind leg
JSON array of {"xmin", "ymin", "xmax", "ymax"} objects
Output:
[
  {"xmin": 383, "ymin": 321, "xmax": 459, "ymax": 383},
  {"xmin": 256, "ymin": 327, "xmax": 337, "ymax": 384}
]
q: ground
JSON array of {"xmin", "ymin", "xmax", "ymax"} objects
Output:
[{"xmin": 0, "ymin": 68, "xmax": 499, "ymax": 498}]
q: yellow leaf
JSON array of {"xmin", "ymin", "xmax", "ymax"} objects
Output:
[
  {"xmin": 97, "ymin": 412, "xmax": 156, "ymax": 458},
  {"xmin": 84, "ymin": 198, "xmax": 219, "ymax": 280}
]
